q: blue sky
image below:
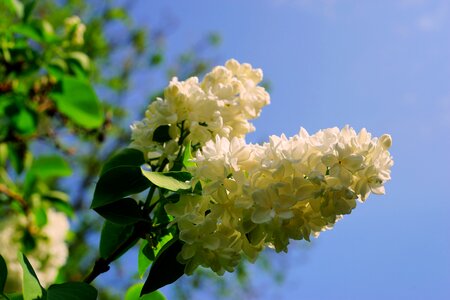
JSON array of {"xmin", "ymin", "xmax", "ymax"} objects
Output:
[{"xmin": 128, "ymin": 1, "xmax": 450, "ymax": 299}]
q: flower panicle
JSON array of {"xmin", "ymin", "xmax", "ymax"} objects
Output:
[{"xmin": 129, "ymin": 59, "xmax": 393, "ymax": 277}]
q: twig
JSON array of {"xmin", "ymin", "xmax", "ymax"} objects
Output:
[{"xmin": 0, "ymin": 183, "xmax": 29, "ymax": 212}]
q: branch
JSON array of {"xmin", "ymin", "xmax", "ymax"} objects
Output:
[
  {"xmin": 83, "ymin": 226, "xmax": 141, "ymax": 284},
  {"xmin": 0, "ymin": 183, "xmax": 29, "ymax": 211}
]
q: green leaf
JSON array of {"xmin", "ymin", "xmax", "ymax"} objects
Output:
[
  {"xmin": 47, "ymin": 282, "xmax": 97, "ymax": 300},
  {"xmin": 182, "ymin": 143, "xmax": 195, "ymax": 168},
  {"xmin": 152, "ymin": 125, "xmax": 171, "ymax": 143},
  {"xmin": 41, "ymin": 191, "xmax": 73, "ymax": 217},
  {"xmin": 22, "ymin": 0, "xmax": 37, "ymax": 22},
  {"xmin": 125, "ymin": 283, "xmax": 166, "ymax": 300},
  {"xmin": 46, "ymin": 59, "xmax": 68, "ymax": 79},
  {"xmin": 11, "ymin": 24, "xmax": 42, "ymax": 42},
  {"xmin": 91, "ymin": 166, "xmax": 150, "ymax": 209},
  {"xmin": 4, "ymin": 292, "xmax": 24, "ymax": 299},
  {"xmin": 105, "ymin": 8, "xmax": 129, "ymax": 21},
  {"xmin": 50, "ymin": 76, "xmax": 104, "ymax": 129},
  {"xmin": 141, "ymin": 170, "xmax": 191, "ymax": 192},
  {"xmin": 11, "ymin": 106, "xmax": 37, "ymax": 136},
  {"xmin": 2, "ymin": 100, "xmax": 37, "ymax": 136},
  {"xmin": 4, "ymin": 0, "xmax": 24, "ymax": 18},
  {"xmin": 29, "ymin": 155, "xmax": 72, "ymax": 179},
  {"xmin": 99, "ymin": 221, "xmax": 137, "ymax": 260},
  {"xmin": 150, "ymin": 53, "xmax": 164, "ymax": 66},
  {"xmin": 0, "ymin": 255, "xmax": 7, "ymax": 294},
  {"xmin": 33, "ymin": 206, "xmax": 47, "ymax": 228},
  {"xmin": 138, "ymin": 240, "xmax": 153, "ymax": 279},
  {"xmin": 18, "ymin": 253, "xmax": 45, "ymax": 300},
  {"xmin": 138, "ymin": 234, "xmax": 173, "ymax": 279},
  {"xmin": 7, "ymin": 143, "xmax": 27, "ymax": 174},
  {"xmin": 101, "ymin": 148, "xmax": 145, "ymax": 176},
  {"xmin": 95, "ymin": 198, "xmax": 144, "ymax": 225},
  {"xmin": 141, "ymin": 239, "xmax": 185, "ymax": 296},
  {"xmin": 65, "ymin": 52, "xmax": 90, "ymax": 73}
]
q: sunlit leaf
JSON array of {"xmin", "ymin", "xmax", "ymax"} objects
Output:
[
  {"xmin": 18, "ymin": 253, "xmax": 45, "ymax": 300},
  {"xmin": 33, "ymin": 206, "xmax": 47, "ymax": 228},
  {"xmin": 29, "ymin": 155, "xmax": 72, "ymax": 179},
  {"xmin": 141, "ymin": 170, "xmax": 191, "ymax": 192},
  {"xmin": 66, "ymin": 52, "xmax": 91, "ymax": 72},
  {"xmin": 138, "ymin": 240, "xmax": 153, "ymax": 279},
  {"xmin": 182, "ymin": 142, "xmax": 195, "ymax": 168},
  {"xmin": 4, "ymin": 0, "xmax": 24, "ymax": 19},
  {"xmin": 12, "ymin": 24, "xmax": 42, "ymax": 42},
  {"xmin": 125, "ymin": 283, "xmax": 166, "ymax": 300},
  {"xmin": 50, "ymin": 76, "xmax": 104, "ymax": 129}
]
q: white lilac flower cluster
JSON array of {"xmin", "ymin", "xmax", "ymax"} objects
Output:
[
  {"xmin": 130, "ymin": 59, "xmax": 270, "ymax": 164},
  {"xmin": 165, "ymin": 127, "xmax": 393, "ymax": 275},
  {"xmin": 130, "ymin": 59, "xmax": 393, "ymax": 276},
  {"xmin": 0, "ymin": 209, "xmax": 69, "ymax": 291}
]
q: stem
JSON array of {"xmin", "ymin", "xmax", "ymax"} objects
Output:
[
  {"xmin": 83, "ymin": 159, "xmax": 168, "ymax": 284},
  {"xmin": 0, "ymin": 183, "xmax": 29, "ymax": 212},
  {"xmin": 83, "ymin": 227, "xmax": 141, "ymax": 284}
]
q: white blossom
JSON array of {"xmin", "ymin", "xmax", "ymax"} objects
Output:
[
  {"xmin": 0, "ymin": 209, "xmax": 69, "ymax": 291},
  {"xmin": 130, "ymin": 59, "xmax": 270, "ymax": 165},
  {"xmin": 167, "ymin": 127, "xmax": 393, "ymax": 275}
]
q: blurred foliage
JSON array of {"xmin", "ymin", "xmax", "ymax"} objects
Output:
[{"xmin": 1, "ymin": 0, "xmax": 288, "ymax": 299}]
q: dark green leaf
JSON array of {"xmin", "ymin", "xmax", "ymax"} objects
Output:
[
  {"xmin": 23, "ymin": 0, "xmax": 37, "ymax": 22},
  {"xmin": 125, "ymin": 283, "xmax": 166, "ymax": 300},
  {"xmin": 47, "ymin": 282, "xmax": 97, "ymax": 300},
  {"xmin": 152, "ymin": 125, "xmax": 171, "ymax": 143},
  {"xmin": 21, "ymin": 231, "xmax": 36, "ymax": 252},
  {"xmin": 101, "ymin": 148, "xmax": 145, "ymax": 176},
  {"xmin": 91, "ymin": 166, "xmax": 150, "ymax": 209},
  {"xmin": 150, "ymin": 53, "xmax": 163, "ymax": 66},
  {"xmin": 29, "ymin": 155, "xmax": 72, "ymax": 179},
  {"xmin": 141, "ymin": 170, "xmax": 190, "ymax": 192},
  {"xmin": 99, "ymin": 221, "xmax": 137, "ymax": 260},
  {"xmin": 4, "ymin": 292, "xmax": 24, "ymax": 299},
  {"xmin": 7, "ymin": 143, "xmax": 26, "ymax": 174},
  {"xmin": 50, "ymin": 76, "xmax": 104, "ymax": 129},
  {"xmin": 0, "ymin": 255, "xmax": 7, "ymax": 294},
  {"xmin": 18, "ymin": 253, "xmax": 45, "ymax": 300},
  {"xmin": 95, "ymin": 198, "xmax": 144, "ymax": 225},
  {"xmin": 141, "ymin": 239, "xmax": 185, "ymax": 296}
]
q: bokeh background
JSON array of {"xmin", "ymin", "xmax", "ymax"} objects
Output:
[{"xmin": 126, "ymin": 1, "xmax": 450, "ymax": 299}]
